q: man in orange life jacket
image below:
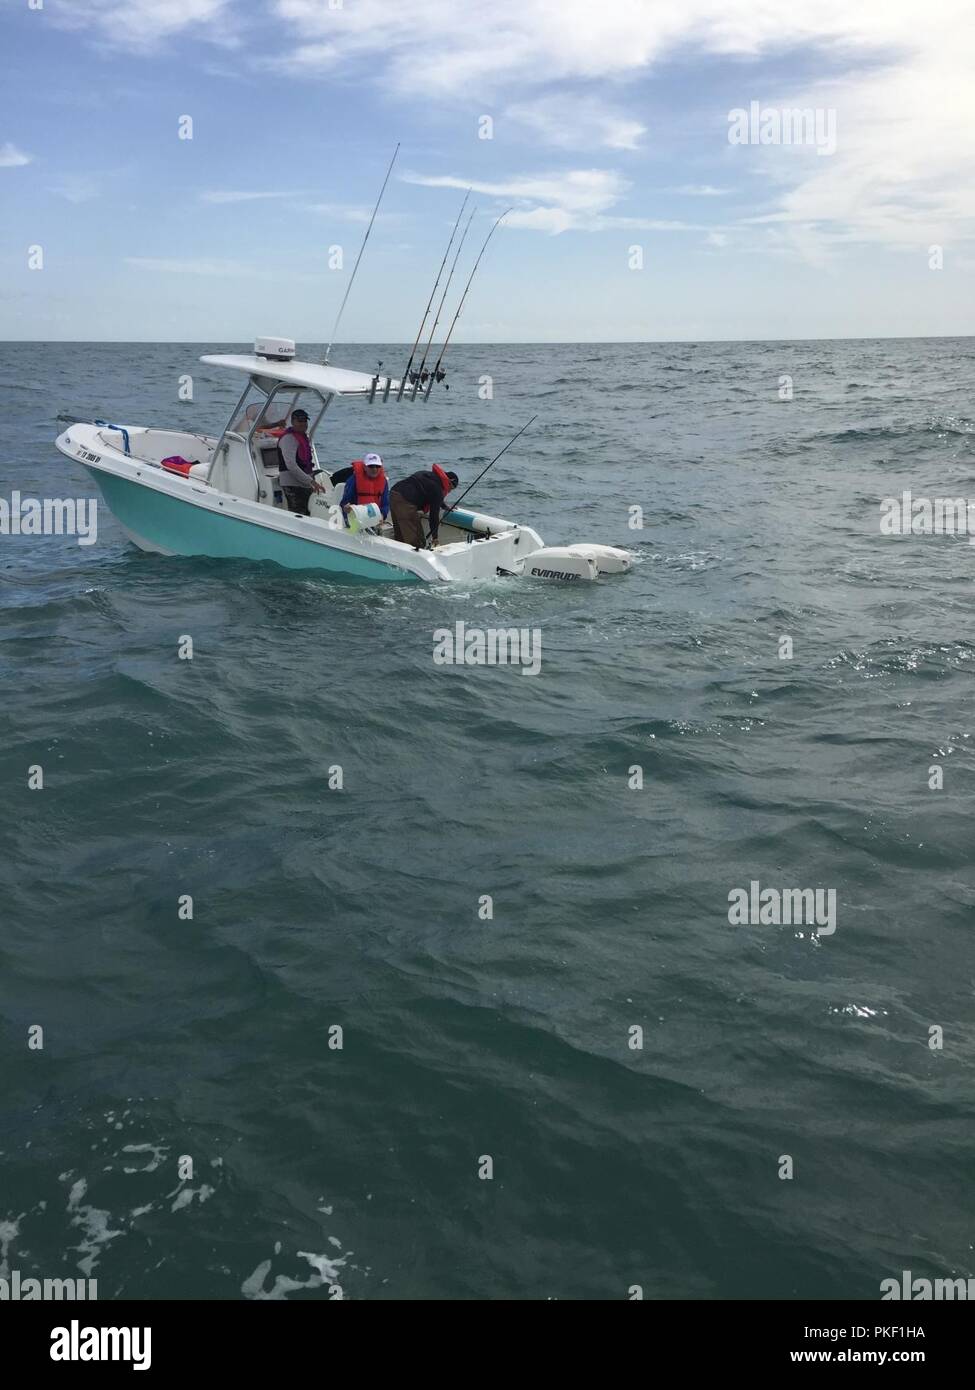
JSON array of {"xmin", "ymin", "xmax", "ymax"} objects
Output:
[
  {"xmin": 389, "ymin": 466, "xmax": 459, "ymax": 549},
  {"xmin": 278, "ymin": 409, "xmax": 325, "ymax": 514},
  {"xmin": 339, "ymin": 452, "xmax": 389, "ymax": 523}
]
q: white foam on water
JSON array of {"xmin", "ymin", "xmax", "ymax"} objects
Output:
[
  {"xmin": 828, "ymin": 1003, "xmax": 888, "ymax": 1018},
  {"xmin": 241, "ymin": 1245, "xmax": 349, "ymax": 1300},
  {"xmin": 121, "ymin": 1142, "xmax": 168, "ymax": 1174},
  {"xmin": 65, "ymin": 1174, "xmax": 123, "ymax": 1276},
  {"xmin": 169, "ymin": 1184, "xmax": 214, "ymax": 1213},
  {"xmin": 297, "ymin": 1249, "xmax": 346, "ymax": 1282},
  {"xmin": 0, "ymin": 1215, "xmax": 24, "ymax": 1278},
  {"xmin": 242, "ymin": 1262, "xmax": 290, "ymax": 1301}
]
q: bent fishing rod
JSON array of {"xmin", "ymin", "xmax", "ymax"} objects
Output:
[
  {"xmin": 424, "ymin": 207, "xmax": 511, "ymax": 400},
  {"xmin": 441, "ymin": 415, "xmax": 538, "ymax": 519},
  {"xmin": 323, "ymin": 143, "xmax": 399, "ymax": 364},
  {"xmin": 397, "ymin": 190, "xmax": 471, "ymax": 400}
]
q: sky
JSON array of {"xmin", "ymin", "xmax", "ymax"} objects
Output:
[{"xmin": 1, "ymin": 0, "xmax": 974, "ymax": 342}]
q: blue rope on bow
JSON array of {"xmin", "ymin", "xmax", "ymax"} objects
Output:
[{"xmin": 94, "ymin": 420, "xmax": 131, "ymax": 455}]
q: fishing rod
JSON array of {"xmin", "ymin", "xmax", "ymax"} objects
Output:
[
  {"xmin": 424, "ymin": 207, "xmax": 511, "ymax": 400},
  {"xmin": 397, "ymin": 190, "xmax": 470, "ymax": 401},
  {"xmin": 323, "ymin": 143, "xmax": 399, "ymax": 364},
  {"xmin": 441, "ymin": 414, "xmax": 538, "ymax": 518},
  {"xmin": 410, "ymin": 203, "xmax": 476, "ymax": 401}
]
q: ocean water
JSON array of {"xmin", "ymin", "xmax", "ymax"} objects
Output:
[{"xmin": 1, "ymin": 338, "xmax": 974, "ymax": 1300}]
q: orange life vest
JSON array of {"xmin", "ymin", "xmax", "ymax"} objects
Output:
[{"xmin": 351, "ymin": 458, "xmax": 388, "ymax": 506}]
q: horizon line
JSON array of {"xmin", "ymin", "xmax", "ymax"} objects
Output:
[{"xmin": 2, "ymin": 333, "xmax": 973, "ymax": 346}]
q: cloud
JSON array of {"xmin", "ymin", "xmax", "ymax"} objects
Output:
[
  {"xmin": 125, "ymin": 256, "xmax": 256, "ymax": 275},
  {"xmin": 405, "ymin": 168, "xmax": 621, "ymax": 233},
  {"xmin": 305, "ymin": 202, "xmax": 375, "ymax": 223},
  {"xmin": 725, "ymin": 52, "xmax": 975, "ymax": 262},
  {"xmin": 201, "ymin": 190, "xmax": 295, "ymax": 204},
  {"xmin": 51, "ymin": 1, "xmax": 975, "ymax": 259},
  {"xmin": 271, "ymin": 0, "xmax": 975, "ymax": 257},
  {"xmin": 404, "ymin": 168, "xmax": 714, "ymax": 235},
  {"xmin": 674, "ymin": 185, "xmax": 730, "ymax": 196},
  {"xmin": 50, "ymin": 0, "xmax": 235, "ymax": 51},
  {"xmin": 0, "ymin": 143, "xmax": 32, "ymax": 168},
  {"xmin": 272, "ymin": 0, "xmax": 686, "ymax": 93},
  {"xmin": 50, "ymin": 175, "xmax": 100, "ymax": 203},
  {"xmin": 506, "ymin": 95, "xmax": 646, "ymax": 150},
  {"xmin": 416, "ymin": 168, "xmax": 626, "ymax": 210},
  {"xmin": 271, "ymin": 1, "xmax": 934, "ymax": 96}
]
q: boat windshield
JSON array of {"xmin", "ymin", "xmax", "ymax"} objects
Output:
[
  {"xmin": 227, "ymin": 383, "xmax": 329, "ymax": 446},
  {"xmin": 232, "ymin": 389, "xmax": 299, "ymax": 435}
]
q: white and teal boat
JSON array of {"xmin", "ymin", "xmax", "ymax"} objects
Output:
[{"xmin": 56, "ymin": 337, "xmax": 631, "ymax": 584}]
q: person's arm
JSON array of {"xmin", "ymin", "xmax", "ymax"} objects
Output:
[
  {"xmin": 427, "ymin": 487, "xmax": 443, "ymax": 543},
  {"xmin": 380, "ymin": 481, "xmax": 389, "ymax": 519},
  {"xmin": 254, "ymin": 413, "xmax": 286, "ymax": 433},
  {"xmin": 340, "ymin": 475, "xmax": 357, "ymax": 517}
]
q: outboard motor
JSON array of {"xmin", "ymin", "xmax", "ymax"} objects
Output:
[
  {"xmin": 563, "ymin": 544, "xmax": 633, "ymax": 574},
  {"xmin": 518, "ymin": 544, "xmax": 633, "ymax": 581},
  {"xmin": 518, "ymin": 548, "xmax": 599, "ymax": 581}
]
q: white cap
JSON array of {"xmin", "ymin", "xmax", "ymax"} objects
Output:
[{"xmin": 364, "ymin": 452, "xmax": 383, "ymax": 468}]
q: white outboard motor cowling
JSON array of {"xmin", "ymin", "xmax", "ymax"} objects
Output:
[
  {"xmin": 519, "ymin": 548, "xmax": 599, "ymax": 582},
  {"xmin": 519, "ymin": 544, "xmax": 634, "ymax": 581},
  {"xmin": 563, "ymin": 544, "xmax": 633, "ymax": 574}
]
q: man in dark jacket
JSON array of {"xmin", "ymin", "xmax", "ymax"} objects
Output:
[{"xmin": 389, "ymin": 466, "xmax": 458, "ymax": 549}]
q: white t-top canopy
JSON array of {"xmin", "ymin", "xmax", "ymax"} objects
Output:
[{"xmin": 200, "ymin": 354, "xmax": 401, "ymax": 398}]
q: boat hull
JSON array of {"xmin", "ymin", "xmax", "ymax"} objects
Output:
[{"xmin": 85, "ymin": 464, "xmax": 420, "ymax": 583}]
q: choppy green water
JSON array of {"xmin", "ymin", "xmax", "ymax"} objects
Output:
[{"xmin": 2, "ymin": 339, "xmax": 974, "ymax": 1299}]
